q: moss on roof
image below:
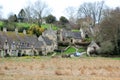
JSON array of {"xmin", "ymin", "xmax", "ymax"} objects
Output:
[
  {"xmin": 0, "ymin": 31, "xmax": 43, "ymax": 49},
  {"xmin": 0, "ymin": 31, "xmax": 34, "ymax": 40}
]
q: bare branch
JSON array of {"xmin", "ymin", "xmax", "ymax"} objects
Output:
[{"xmin": 77, "ymin": 1, "xmax": 105, "ymax": 26}]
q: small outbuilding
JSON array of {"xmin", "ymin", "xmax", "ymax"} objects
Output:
[{"xmin": 87, "ymin": 41, "xmax": 100, "ymax": 56}]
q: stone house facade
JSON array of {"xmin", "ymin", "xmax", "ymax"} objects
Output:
[
  {"xmin": 58, "ymin": 29, "xmax": 83, "ymax": 44},
  {"xmin": 0, "ymin": 28, "xmax": 57, "ymax": 57},
  {"xmin": 87, "ymin": 41, "xmax": 100, "ymax": 56},
  {"xmin": 0, "ymin": 26, "xmax": 88, "ymax": 57},
  {"xmin": 41, "ymin": 27, "xmax": 58, "ymax": 49}
]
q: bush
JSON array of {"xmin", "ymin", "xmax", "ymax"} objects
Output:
[
  {"xmin": 78, "ymin": 48, "xmax": 85, "ymax": 52},
  {"xmin": 84, "ymin": 38, "xmax": 92, "ymax": 42},
  {"xmin": 27, "ymin": 25, "xmax": 45, "ymax": 37},
  {"xmin": 98, "ymin": 41, "xmax": 114, "ymax": 54},
  {"xmin": 22, "ymin": 53, "xmax": 28, "ymax": 56},
  {"xmin": 5, "ymin": 54, "xmax": 10, "ymax": 57}
]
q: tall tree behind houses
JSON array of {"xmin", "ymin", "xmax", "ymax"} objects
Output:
[
  {"xmin": 78, "ymin": 1, "xmax": 105, "ymax": 27},
  {"xmin": 24, "ymin": 0, "xmax": 50, "ymax": 26},
  {"xmin": 32, "ymin": 0, "xmax": 50, "ymax": 27},
  {"xmin": 18, "ymin": 9, "xmax": 26, "ymax": 22},
  {"xmin": 65, "ymin": 6, "xmax": 79, "ymax": 29},
  {"xmin": 97, "ymin": 7, "xmax": 120, "ymax": 55},
  {"xmin": 24, "ymin": 5, "xmax": 33, "ymax": 23},
  {"xmin": 45, "ymin": 14, "xmax": 56, "ymax": 27}
]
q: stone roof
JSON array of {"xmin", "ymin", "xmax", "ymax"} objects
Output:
[
  {"xmin": 42, "ymin": 27, "xmax": 56, "ymax": 38},
  {"xmin": 34, "ymin": 41, "xmax": 44, "ymax": 49},
  {"xmin": 88, "ymin": 41, "xmax": 100, "ymax": 49},
  {"xmin": 61, "ymin": 29, "xmax": 81, "ymax": 39},
  {"xmin": 72, "ymin": 32, "xmax": 81, "ymax": 39},
  {"xmin": 42, "ymin": 36, "xmax": 53, "ymax": 45},
  {"xmin": 0, "ymin": 31, "xmax": 43, "ymax": 49},
  {"xmin": 38, "ymin": 36, "xmax": 53, "ymax": 46}
]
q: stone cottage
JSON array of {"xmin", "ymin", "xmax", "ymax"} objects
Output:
[
  {"xmin": 87, "ymin": 41, "xmax": 100, "ymax": 56},
  {"xmin": 41, "ymin": 27, "xmax": 58, "ymax": 50},
  {"xmin": 58, "ymin": 29, "xmax": 83, "ymax": 44},
  {"xmin": 38, "ymin": 36, "xmax": 55, "ymax": 55},
  {"xmin": 0, "ymin": 28, "xmax": 57, "ymax": 57}
]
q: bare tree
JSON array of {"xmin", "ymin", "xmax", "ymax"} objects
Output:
[
  {"xmin": 24, "ymin": 5, "xmax": 33, "ymax": 23},
  {"xmin": 32, "ymin": 0, "xmax": 50, "ymax": 26},
  {"xmin": 24, "ymin": 0, "xmax": 51, "ymax": 26},
  {"xmin": 65, "ymin": 6, "xmax": 77, "ymax": 22},
  {"xmin": 65, "ymin": 6, "xmax": 79, "ymax": 29},
  {"xmin": 78, "ymin": 1, "xmax": 105, "ymax": 26}
]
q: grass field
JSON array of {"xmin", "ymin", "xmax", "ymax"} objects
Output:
[
  {"xmin": 41, "ymin": 24, "xmax": 59, "ymax": 30},
  {"xmin": 16, "ymin": 22, "xmax": 32, "ymax": 28},
  {"xmin": 0, "ymin": 21, "xmax": 59, "ymax": 30},
  {"xmin": 64, "ymin": 47, "xmax": 85, "ymax": 54},
  {"xmin": 0, "ymin": 57, "xmax": 120, "ymax": 80},
  {"xmin": 0, "ymin": 21, "xmax": 4, "ymax": 27}
]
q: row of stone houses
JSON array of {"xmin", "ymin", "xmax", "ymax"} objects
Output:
[
  {"xmin": 57, "ymin": 28, "xmax": 87, "ymax": 44},
  {"xmin": 0, "ymin": 26, "xmax": 88, "ymax": 57},
  {"xmin": 0, "ymin": 27, "xmax": 57, "ymax": 57}
]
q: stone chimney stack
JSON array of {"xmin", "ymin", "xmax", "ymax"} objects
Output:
[
  {"xmin": 3, "ymin": 27, "xmax": 7, "ymax": 32},
  {"xmin": 23, "ymin": 29, "xmax": 26, "ymax": 35},
  {"xmin": 59, "ymin": 29, "xmax": 63, "ymax": 41},
  {"xmin": 80, "ymin": 28, "xmax": 85, "ymax": 39}
]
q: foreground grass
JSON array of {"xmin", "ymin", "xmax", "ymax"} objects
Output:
[
  {"xmin": 0, "ymin": 56, "xmax": 120, "ymax": 80},
  {"xmin": 16, "ymin": 23, "xmax": 59, "ymax": 30},
  {"xmin": 0, "ymin": 56, "xmax": 51, "ymax": 62},
  {"xmin": 0, "ymin": 56, "xmax": 120, "ymax": 62},
  {"xmin": 110, "ymin": 57, "xmax": 120, "ymax": 60}
]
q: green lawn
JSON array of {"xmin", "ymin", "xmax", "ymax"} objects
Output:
[
  {"xmin": 41, "ymin": 24, "xmax": 59, "ymax": 30},
  {"xmin": 72, "ymin": 29, "xmax": 80, "ymax": 32},
  {"xmin": 64, "ymin": 47, "xmax": 76, "ymax": 54},
  {"xmin": 0, "ymin": 21, "xmax": 4, "ymax": 27},
  {"xmin": 64, "ymin": 46, "xmax": 85, "ymax": 54},
  {"xmin": 16, "ymin": 22, "xmax": 33, "ymax": 28},
  {"xmin": 16, "ymin": 22, "xmax": 59, "ymax": 30},
  {"xmin": 78, "ymin": 48, "xmax": 85, "ymax": 52},
  {"xmin": 0, "ymin": 21, "xmax": 58, "ymax": 30},
  {"xmin": 111, "ymin": 57, "xmax": 120, "ymax": 60}
]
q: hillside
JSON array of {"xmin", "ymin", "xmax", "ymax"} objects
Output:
[{"xmin": 0, "ymin": 21, "xmax": 59, "ymax": 30}]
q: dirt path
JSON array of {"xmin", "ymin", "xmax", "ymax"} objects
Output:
[{"xmin": 0, "ymin": 57, "xmax": 120, "ymax": 80}]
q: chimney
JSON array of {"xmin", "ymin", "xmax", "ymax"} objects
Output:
[
  {"xmin": 15, "ymin": 28, "xmax": 18, "ymax": 34},
  {"xmin": 80, "ymin": 28, "xmax": 85, "ymax": 39},
  {"xmin": 23, "ymin": 29, "xmax": 26, "ymax": 35},
  {"xmin": 3, "ymin": 27, "xmax": 7, "ymax": 32},
  {"xmin": 59, "ymin": 29, "xmax": 63, "ymax": 41}
]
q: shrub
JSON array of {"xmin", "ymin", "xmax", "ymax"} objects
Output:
[
  {"xmin": 22, "ymin": 53, "xmax": 28, "ymax": 56},
  {"xmin": 98, "ymin": 41, "xmax": 114, "ymax": 54},
  {"xmin": 27, "ymin": 25, "xmax": 45, "ymax": 37},
  {"xmin": 5, "ymin": 54, "xmax": 10, "ymax": 57}
]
